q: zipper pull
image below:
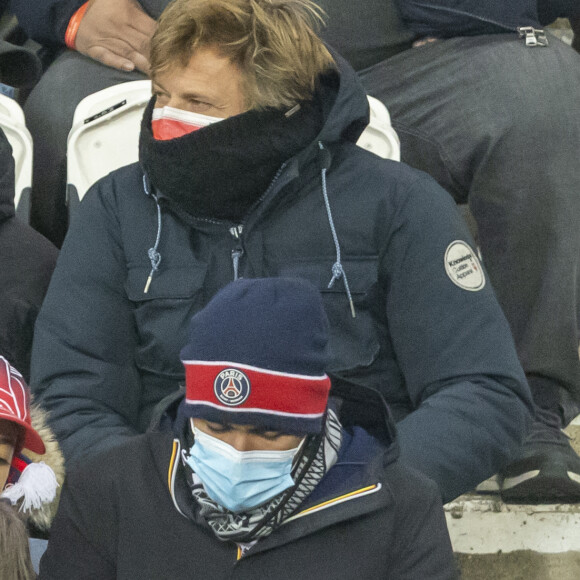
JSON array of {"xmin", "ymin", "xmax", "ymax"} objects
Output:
[
  {"xmin": 229, "ymin": 225, "xmax": 243, "ymax": 239},
  {"xmin": 517, "ymin": 27, "xmax": 548, "ymax": 47},
  {"xmin": 231, "ymin": 248, "xmax": 244, "ymax": 280},
  {"xmin": 230, "ymin": 225, "xmax": 244, "ymax": 280}
]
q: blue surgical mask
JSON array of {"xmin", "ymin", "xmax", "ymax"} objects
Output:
[{"xmin": 184, "ymin": 424, "xmax": 304, "ymax": 513}]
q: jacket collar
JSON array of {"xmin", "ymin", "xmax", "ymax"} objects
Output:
[
  {"xmin": 163, "ymin": 425, "xmax": 391, "ymax": 557},
  {"xmin": 138, "ymin": 51, "xmax": 369, "ymax": 226},
  {"xmin": 158, "ymin": 381, "xmax": 399, "ymax": 552},
  {"xmin": 233, "ymin": 425, "xmax": 392, "ymax": 558}
]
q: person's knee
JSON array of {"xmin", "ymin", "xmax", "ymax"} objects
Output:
[{"xmin": 24, "ymin": 50, "xmax": 146, "ymax": 145}]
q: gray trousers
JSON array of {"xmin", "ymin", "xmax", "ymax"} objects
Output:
[
  {"xmin": 25, "ymin": 33, "xmax": 580, "ymax": 421},
  {"xmin": 360, "ymin": 33, "xmax": 580, "ymax": 422}
]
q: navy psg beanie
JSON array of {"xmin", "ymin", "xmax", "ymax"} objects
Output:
[{"xmin": 180, "ymin": 277, "xmax": 331, "ymax": 434}]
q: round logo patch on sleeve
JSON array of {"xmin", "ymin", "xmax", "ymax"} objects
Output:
[{"xmin": 444, "ymin": 241, "xmax": 485, "ymax": 291}]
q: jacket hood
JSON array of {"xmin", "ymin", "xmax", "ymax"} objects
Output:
[
  {"xmin": 329, "ymin": 377, "xmax": 399, "ymax": 462},
  {"xmin": 0, "ymin": 128, "xmax": 15, "ymax": 223},
  {"xmin": 313, "ymin": 49, "xmax": 370, "ymax": 148},
  {"xmin": 22, "ymin": 404, "xmax": 65, "ymax": 532}
]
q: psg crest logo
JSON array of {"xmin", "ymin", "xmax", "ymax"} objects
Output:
[{"xmin": 214, "ymin": 368, "xmax": 251, "ymax": 406}]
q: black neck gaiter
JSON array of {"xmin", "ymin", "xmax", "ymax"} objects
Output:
[{"xmin": 139, "ymin": 75, "xmax": 337, "ymax": 223}]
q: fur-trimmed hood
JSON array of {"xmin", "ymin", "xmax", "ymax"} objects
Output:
[{"xmin": 21, "ymin": 404, "xmax": 65, "ymax": 531}]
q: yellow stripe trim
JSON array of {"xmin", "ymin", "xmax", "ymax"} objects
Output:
[
  {"xmin": 296, "ymin": 484, "xmax": 379, "ymax": 517},
  {"xmin": 168, "ymin": 439, "xmax": 179, "ymax": 491},
  {"xmin": 237, "ymin": 546, "xmax": 242, "ymax": 561}
]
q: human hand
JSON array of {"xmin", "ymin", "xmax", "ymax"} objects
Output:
[{"xmin": 75, "ymin": 0, "xmax": 157, "ymax": 73}]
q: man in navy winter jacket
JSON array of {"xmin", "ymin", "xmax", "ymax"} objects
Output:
[
  {"xmin": 29, "ymin": 0, "xmax": 533, "ymax": 505},
  {"xmin": 19, "ymin": 0, "xmax": 580, "ymax": 502}
]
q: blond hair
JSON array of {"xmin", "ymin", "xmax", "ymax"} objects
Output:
[
  {"xmin": 150, "ymin": 0, "xmax": 336, "ymax": 109},
  {"xmin": 0, "ymin": 501, "xmax": 35, "ymax": 580}
]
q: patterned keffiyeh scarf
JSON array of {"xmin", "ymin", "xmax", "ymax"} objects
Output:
[{"xmin": 182, "ymin": 408, "xmax": 343, "ymax": 543}]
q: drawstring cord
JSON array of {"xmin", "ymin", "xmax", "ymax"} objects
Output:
[
  {"xmin": 141, "ymin": 149, "xmax": 354, "ymax": 315},
  {"xmin": 319, "ymin": 142, "xmax": 356, "ymax": 318},
  {"xmin": 143, "ymin": 174, "xmax": 162, "ymax": 293}
]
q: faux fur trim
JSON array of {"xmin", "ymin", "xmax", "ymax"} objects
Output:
[{"xmin": 21, "ymin": 403, "xmax": 65, "ymax": 531}]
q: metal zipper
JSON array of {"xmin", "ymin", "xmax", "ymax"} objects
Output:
[
  {"xmin": 230, "ymin": 225, "xmax": 244, "ymax": 280},
  {"xmin": 227, "ymin": 162, "xmax": 288, "ymax": 281},
  {"xmin": 411, "ymin": 3, "xmax": 548, "ymax": 46},
  {"xmin": 517, "ymin": 26, "xmax": 549, "ymax": 47}
]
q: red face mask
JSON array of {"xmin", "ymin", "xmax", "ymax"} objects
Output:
[{"xmin": 152, "ymin": 106, "xmax": 223, "ymax": 140}]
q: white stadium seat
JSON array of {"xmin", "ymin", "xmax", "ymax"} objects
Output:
[
  {"xmin": 66, "ymin": 80, "xmax": 153, "ymax": 216},
  {"xmin": 357, "ymin": 95, "xmax": 400, "ymax": 161},
  {"xmin": 0, "ymin": 94, "xmax": 33, "ymax": 222}
]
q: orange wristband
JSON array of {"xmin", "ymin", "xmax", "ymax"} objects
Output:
[{"xmin": 65, "ymin": 2, "xmax": 90, "ymax": 50}]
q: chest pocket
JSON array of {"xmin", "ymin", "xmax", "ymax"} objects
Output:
[
  {"xmin": 125, "ymin": 265, "xmax": 208, "ymax": 377},
  {"xmin": 277, "ymin": 257, "xmax": 381, "ymax": 372}
]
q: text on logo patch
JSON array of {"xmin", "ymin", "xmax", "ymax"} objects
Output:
[
  {"xmin": 444, "ymin": 241, "xmax": 485, "ymax": 291},
  {"xmin": 214, "ymin": 368, "xmax": 251, "ymax": 406}
]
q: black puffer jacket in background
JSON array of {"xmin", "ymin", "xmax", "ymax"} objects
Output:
[{"xmin": 0, "ymin": 129, "xmax": 57, "ymax": 381}]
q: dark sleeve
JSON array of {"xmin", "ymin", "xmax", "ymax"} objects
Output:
[
  {"xmin": 537, "ymin": 0, "xmax": 580, "ymax": 23},
  {"xmin": 38, "ymin": 464, "xmax": 117, "ymax": 579},
  {"xmin": 11, "ymin": 0, "xmax": 84, "ymax": 46},
  {"xmin": 0, "ymin": 220, "xmax": 58, "ymax": 382},
  {"xmin": 394, "ymin": 0, "xmax": 540, "ymax": 37},
  {"xmin": 388, "ymin": 466, "xmax": 458, "ymax": 580},
  {"xmin": 381, "ymin": 175, "xmax": 533, "ymax": 502},
  {"xmin": 30, "ymin": 176, "xmax": 141, "ymax": 467}
]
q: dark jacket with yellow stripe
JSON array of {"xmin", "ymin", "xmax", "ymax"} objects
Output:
[{"xmin": 39, "ymin": 391, "xmax": 458, "ymax": 579}]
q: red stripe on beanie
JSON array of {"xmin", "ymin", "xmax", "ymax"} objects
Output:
[{"xmin": 183, "ymin": 361, "xmax": 330, "ymax": 418}]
